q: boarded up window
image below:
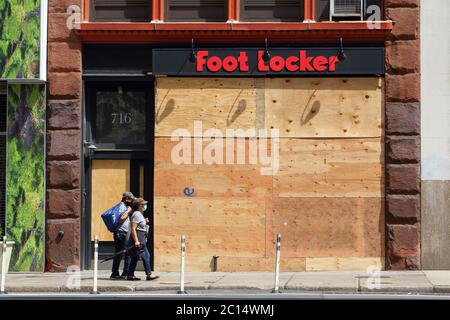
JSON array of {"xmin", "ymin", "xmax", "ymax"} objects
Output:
[
  {"xmin": 165, "ymin": 0, "xmax": 228, "ymax": 21},
  {"xmin": 240, "ymin": 0, "xmax": 304, "ymax": 21},
  {"xmin": 0, "ymin": 82, "xmax": 6, "ymax": 237},
  {"xmin": 153, "ymin": 77, "xmax": 385, "ymax": 272},
  {"xmin": 90, "ymin": 0, "xmax": 151, "ymax": 22}
]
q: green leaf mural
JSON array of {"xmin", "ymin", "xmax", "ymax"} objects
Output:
[
  {"xmin": 7, "ymin": 84, "xmax": 45, "ymax": 272},
  {"xmin": 0, "ymin": 0, "xmax": 41, "ymax": 79}
]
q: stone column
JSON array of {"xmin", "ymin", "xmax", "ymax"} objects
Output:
[
  {"xmin": 385, "ymin": 0, "xmax": 421, "ymax": 269},
  {"xmin": 46, "ymin": 0, "xmax": 82, "ymax": 271}
]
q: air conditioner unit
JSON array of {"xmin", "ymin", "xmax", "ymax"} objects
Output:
[{"xmin": 330, "ymin": 0, "xmax": 364, "ymax": 20}]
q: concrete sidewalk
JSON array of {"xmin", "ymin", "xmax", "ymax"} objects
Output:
[{"xmin": 2, "ymin": 271, "xmax": 450, "ymax": 294}]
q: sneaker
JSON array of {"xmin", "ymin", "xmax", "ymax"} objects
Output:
[
  {"xmin": 126, "ymin": 276, "xmax": 141, "ymax": 281},
  {"xmin": 110, "ymin": 274, "xmax": 121, "ymax": 280},
  {"xmin": 146, "ymin": 274, "xmax": 160, "ymax": 281}
]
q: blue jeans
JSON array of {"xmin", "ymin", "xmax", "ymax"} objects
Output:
[
  {"xmin": 128, "ymin": 230, "xmax": 151, "ymax": 276},
  {"xmin": 112, "ymin": 232, "xmax": 131, "ymax": 277}
]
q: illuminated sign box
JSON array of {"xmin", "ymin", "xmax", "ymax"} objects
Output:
[{"xmin": 153, "ymin": 47, "xmax": 385, "ymax": 76}]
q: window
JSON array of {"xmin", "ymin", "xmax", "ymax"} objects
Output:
[
  {"xmin": 240, "ymin": 0, "xmax": 305, "ymax": 21},
  {"xmin": 165, "ymin": 0, "xmax": 228, "ymax": 21},
  {"xmin": 315, "ymin": 0, "xmax": 382, "ymax": 21},
  {"xmin": 0, "ymin": 81, "xmax": 6, "ymax": 237},
  {"xmin": 95, "ymin": 89, "xmax": 146, "ymax": 145},
  {"xmin": 90, "ymin": 0, "xmax": 152, "ymax": 22},
  {"xmin": 86, "ymin": 82, "xmax": 150, "ymax": 149}
]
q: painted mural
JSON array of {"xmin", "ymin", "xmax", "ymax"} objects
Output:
[
  {"xmin": 7, "ymin": 84, "xmax": 45, "ymax": 271},
  {"xmin": 0, "ymin": 0, "xmax": 41, "ymax": 79}
]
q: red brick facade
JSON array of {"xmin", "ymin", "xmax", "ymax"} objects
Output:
[
  {"xmin": 46, "ymin": 0, "xmax": 82, "ymax": 271},
  {"xmin": 384, "ymin": 0, "xmax": 421, "ymax": 269}
]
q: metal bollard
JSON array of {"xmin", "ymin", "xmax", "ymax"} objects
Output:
[
  {"xmin": 271, "ymin": 234, "xmax": 281, "ymax": 294},
  {"xmin": 90, "ymin": 236, "xmax": 99, "ymax": 294},
  {"xmin": 0, "ymin": 236, "xmax": 7, "ymax": 294},
  {"xmin": 212, "ymin": 255, "xmax": 219, "ymax": 272},
  {"xmin": 177, "ymin": 235, "xmax": 187, "ymax": 294}
]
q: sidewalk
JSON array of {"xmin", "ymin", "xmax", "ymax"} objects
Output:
[{"xmin": 3, "ymin": 271, "xmax": 450, "ymax": 294}]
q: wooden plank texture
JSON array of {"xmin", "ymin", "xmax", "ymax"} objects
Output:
[
  {"xmin": 154, "ymin": 137, "xmax": 273, "ymax": 198},
  {"xmin": 155, "ymin": 78, "xmax": 259, "ymax": 136},
  {"xmin": 274, "ymin": 138, "xmax": 384, "ymax": 197},
  {"xmin": 91, "ymin": 160, "xmax": 130, "ymax": 241},
  {"xmin": 265, "ymin": 77, "xmax": 383, "ymax": 138},
  {"xmin": 305, "ymin": 257, "xmax": 384, "ymax": 271},
  {"xmin": 268, "ymin": 197, "xmax": 385, "ymax": 258},
  {"xmin": 153, "ymin": 76, "xmax": 385, "ymax": 271},
  {"xmin": 154, "ymin": 196, "xmax": 268, "ymax": 258},
  {"xmin": 155, "ymin": 255, "xmax": 306, "ymax": 272},
  {"xmin": 156, "ymin": 77, "xmax": 383, "ymax": 138}
]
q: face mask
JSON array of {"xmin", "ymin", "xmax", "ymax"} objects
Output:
[{"xmin": 143, "ymin": 204, "xmax": 147, "ymax": 212}]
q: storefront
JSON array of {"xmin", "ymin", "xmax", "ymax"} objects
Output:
[
  {"xmin": 44, "ymin": 0, "xmax": 421, "ymax": 272},
  {"xmin": 77, "ymin": 42, "xmax": 386, "ymax": 271}
]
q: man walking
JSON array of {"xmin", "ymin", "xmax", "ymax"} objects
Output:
[{"xmin": 110, "ymin": 192, "xmax": 135, "ymax": 280}]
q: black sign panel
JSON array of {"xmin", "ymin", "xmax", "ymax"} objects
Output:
[{"xmin": 153, "ymin": 47, "xmax": 384, "ymax": 76}]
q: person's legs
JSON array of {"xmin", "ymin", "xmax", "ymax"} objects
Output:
[
  {"xmin": 142, "ymin": 243, "xmax": 159, "ymax": 280},
  {"xmin": 140, "ymin": 246, "xmax": 151, "ymax": 275},
  {"xmin": 127, "ymin": 248, "xmax": 139, "ymax": 280},
  {"xmin": 121, "ymin": 253, "xmax": 131, "ymax": 277},
  {"xmin": 112, "ymin": 232, "xmax": 128, "ymax": 278},
  {"xmin": 121, "ymin": 234, "xmax": 131, "ymax": 277},
  {"xmin": 111, "ymin": 232, "xmax": 121, "ymax": 277}
]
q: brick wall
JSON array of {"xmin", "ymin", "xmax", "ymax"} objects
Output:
[
  {"xmin": 46, "ymin": 0, "xmax": 82, "ymax": 271},
  {"xmin": 384, "ymin": 0, "xmax": 421, "ymax": 269}
]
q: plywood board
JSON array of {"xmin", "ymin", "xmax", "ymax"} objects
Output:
[
  {"xmin": 268, "ymin": 197, "xmax": 385, "ymax": 258},
  {"xmin": 155, "ymin": 78, "xmax": 260, "ymax": 136},
  {"xmin": 154, "ymin": 137, "xmax": 273, "ymax": 198},
  {"xmin": 155, "ymin": 256, "xmax": 382, "ymax": 272},
  {"xmin": 155, "ymin": 255, "xmax": 213, "ymax": 272},
  {"xmin": 215, "ymin": 256, "xmax": 306, "ymax": 272},
  {"xmin": 154, "ymin": 255, "xmax": 306, "ymax": 272},
  {"xmin": 91, "ymin": 160, "xmax": 130, "ymax": 241},
  {"xmin": 265, "ymin": 77, "xmax": 383, "ymax": 138},
  {"xmin": 154, "ymin": 196, "xmax": 268, "ymax": 258},
  {"xmin": 156, "ymin": 77, "xmax": 383, "ymax": 139},
  {"xmin": 152, "ymin": 76, "xmax": 385, "ymax": 272},
  {"xmin": 306, "ymin": 257, "xmax": 384, "ymax": 271},
  {"xmin": 274, "ymin": 138, "xmax": 384, "ymax": 197}
]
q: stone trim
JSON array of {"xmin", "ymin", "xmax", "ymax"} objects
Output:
[
  {"xmin": 45, "ymin": 0, "xmax": 83, "ymax": 271},
  {"xmin": 384, "ymin": 0, "xmax": 421, "ymax": 270}
]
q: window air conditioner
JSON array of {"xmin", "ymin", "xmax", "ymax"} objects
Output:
[{"xmin": 330, "ymin": 0, "xmax": 364, "ymax": 20}]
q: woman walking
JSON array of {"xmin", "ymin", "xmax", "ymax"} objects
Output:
[{"xmin": 126, "ymin": 197, "xmax": 159, "ymax": 281}]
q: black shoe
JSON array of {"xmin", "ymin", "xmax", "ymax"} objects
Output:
[
  {"xmin": 146, "ymin": 274, "xmax": 160, "ymax": 281},
  {"xmin": 110, "ymin": 274, "xmax": 121, "ymax": 280},
  {"xmin": 126, "ymin": 276, "xmax": 141, "ymax": 281}
]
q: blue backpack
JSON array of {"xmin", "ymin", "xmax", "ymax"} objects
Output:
[{"xmin": 101, "ymin": 202, "xmax": 128, "ymax": 232}]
